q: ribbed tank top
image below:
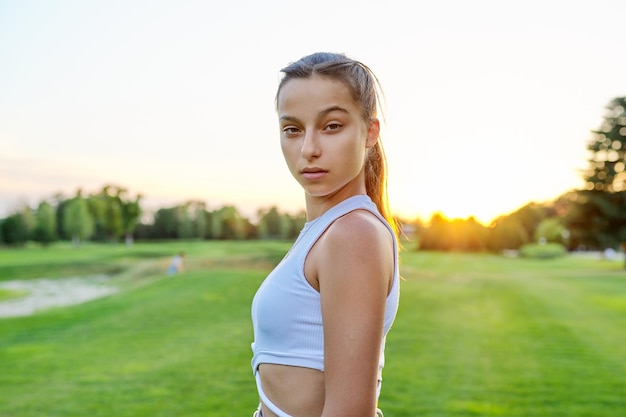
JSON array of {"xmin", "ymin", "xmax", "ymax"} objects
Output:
[{"xmin": 251, "ymin": 194, "xmax": 400, "ymax": 385}]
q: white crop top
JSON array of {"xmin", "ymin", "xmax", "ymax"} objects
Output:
[{"xmin": 251, "ymin": 194, "xmax": 400, "ymax": 385}]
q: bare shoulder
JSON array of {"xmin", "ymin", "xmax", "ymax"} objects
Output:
[
  {"xmin": 326, "ymin": 209, "xmax": 391, "ymax": 246},
  {"xmin": 306, "ymin": 209, "xmax": 395, "ymax": 292},
  {"xmin": 318, "ymin": 209, "xmax": 394, "ymax": 267}
]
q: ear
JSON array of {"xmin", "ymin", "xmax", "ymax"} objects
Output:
[{"xmin": 365, "ymin": 118, "xmax": 380, "ymax": 149}]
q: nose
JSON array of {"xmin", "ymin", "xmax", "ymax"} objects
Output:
[{"xmin": 300, "ymin": 130, "xmax": 321, "ymax": 160}]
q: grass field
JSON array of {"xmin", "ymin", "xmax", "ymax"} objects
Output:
[{"xmin": 0, "ymin": 241, "xmax": 625, "ymax": 416}]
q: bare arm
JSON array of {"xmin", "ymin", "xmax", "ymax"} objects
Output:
[{"xmin": 314, "ymin": 211, "xmax": 393, "ymax": 417}]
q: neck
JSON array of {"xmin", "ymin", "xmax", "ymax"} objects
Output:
[
  {"xmin": 304, "ymin": 170, "xmax": 368, "ymax": 221},
  {"xmin": 305, "ymin": 190, "xmax": 367, "ymax": 222}
]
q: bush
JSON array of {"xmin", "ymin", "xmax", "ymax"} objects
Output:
[{"xmin": 519, "ymin": 242, "xmax": 567, "ymax": 259}]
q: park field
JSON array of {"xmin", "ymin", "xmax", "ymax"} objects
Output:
[{"xmin": 0, "ymin": 241, "xmax": 625, "ymax": 416}]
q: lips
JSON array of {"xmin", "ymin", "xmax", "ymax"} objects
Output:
[{"xmin": 301, "ymin": 167, "xmax": 328, "ymax": 180}]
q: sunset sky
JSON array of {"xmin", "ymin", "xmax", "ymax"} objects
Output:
[{"xmin": 1, "ymin": 0, "xmax": 625, "ymax": 225}]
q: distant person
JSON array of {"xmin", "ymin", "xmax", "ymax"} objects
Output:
[
  {"xmin": 250, "ymin": 52, "xmax": 400, "ymax": 417},
  {"xmin": 604, "ymin": 247, "xmax": 616, "ymax": 260},
  {"xmin": 167, "ymin": 252, "xmax": 185, "ymax": 275}
]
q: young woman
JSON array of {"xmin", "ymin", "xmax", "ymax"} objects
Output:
[{"xmin": 251, "ymin": 52, "xmax": 400, "ymax": 417}]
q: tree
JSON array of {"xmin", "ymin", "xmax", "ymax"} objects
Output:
[
  {"xmin": 2, "ymin": 206, "xmax": 38, "ymax": 245},
  {"xmin": 567, "ymin": 190, "xmax": 626, "ymax": 252},
  {"xmin": 488, "ymin": 217, "xmax": 530, "ymax": 252},
  {"xmin": 282, "ymin": 212, "xmax": 301, "ymax": 240},
  {"xmin": 418, "ymin": 213, "xmax": 452, "ymax": 251},
  {"xmin": 51, "ymin": 193, "xmax": 69, "ymax": 240},
  {"xmin": 568, "ymin": 97, "xmax": 626, "ymax": 261},
  {"xmin": 86, "ymin": 192, "xmax": 107, "ymax": 240},
  {"xmin": 534, "ymin": 217, "xmax": 566, "ymax": 244},
  {"xmin": 32, "ymin": 201, "xmax": 58, "ymax": 245},
  {"xmin": 257, "ymin": 207, "xmax": 305, "ymax": 240},
  {"xmin": 452, "ymin": 216, "xmax": 488, "ymax": 252},
  {"xmin": 64, "ymin": 196, "xmax": 94, "ymax": 247},
  {"xmin": 417, "ymin": 213, "xmax": 489, "ymax": 252},
  {"xmin": 176, "ymin": 205, "xmax": 194, "ymax": 239},
  {"xmin": 187, "ymin": 201, "xmax": 208, "ymax": 239},
  {"xmin": 145, "ymin": 202, "xmax": 207, "ymax": 240},
  {"xmin": 99, "ymin": 185, "xmax": 124, "ymax": 242},
  {"xmin": 583, "ymin": 97, "xmax": 626, "ymax": 192},
  {"xmin": 87, "ymin": 185, "xmax": 142, "ymax": 243},
  {"xmin": 510, "ymin": 203, "xmax": 550, "ymax": 240},
  {"xmin": 288, "ymin": 210, "xmax": 307, "ymax": 239},
  {"xmin": 486, "ymin": 203, "xmax": 550, "ymax": 252},
  {"xmin": 153, "ymin": 207, "xmax": 178, "ymax": 239},
  {"xmin": 212, "ymin": 206, "xmax": 248, "ymax": 240},
  {"xmin": 1, "ymin": 212, "xmax": 30, "ymax": 246},
  {"xmin": 120, "ymin": 193, "xmax": 142, "ymax": 245},
  {"xmin": 257, "ymin": 207, "xmax": 283, "ymax": 239}
]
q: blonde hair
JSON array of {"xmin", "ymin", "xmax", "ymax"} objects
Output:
[{"xmin": 276, "ymin": 52, "xmax": 398, "ymax": 237}]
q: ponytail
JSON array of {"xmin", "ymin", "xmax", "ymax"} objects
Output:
[{"xmin": 366, "ymin": 139, "xmax": 399, "ymax": 238}]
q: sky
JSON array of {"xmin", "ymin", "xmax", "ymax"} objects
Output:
[{"xmin": 1, "ymin": 0, "xmax": 625, "ymax": 225}]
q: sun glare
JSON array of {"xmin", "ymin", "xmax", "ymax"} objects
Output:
[{"xmin": 390, "ymin": 177, "xmax": 534, "ymax": 226}]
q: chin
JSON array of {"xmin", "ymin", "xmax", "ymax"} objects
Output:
[
  {"xmin": 304, "ymin": 186, "xmax": 349, "ymax": 200},
  {"xmin": 303, "ymin": 187, "xmax": 334, "ymax": 198}
]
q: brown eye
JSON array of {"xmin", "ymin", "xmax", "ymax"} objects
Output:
[
  {"xmin": 325, "ymin": 123, "xmax": 342, "ymax": 131},
  {"xmin": 283, "ymin": 127, "xmax": 301, "ymax": 135}
]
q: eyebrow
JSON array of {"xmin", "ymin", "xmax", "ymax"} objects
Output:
[
  {"xmin": 279, "ymin": 105, "xmax": 350, "ymax": 123},
  {"xmin": 318, "ymin": 105, "xmax": 350, "ymax": 118}
]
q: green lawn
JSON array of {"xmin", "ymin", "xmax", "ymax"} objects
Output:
[{"xmin": 0, "ymin": 242, "xmax": 625, "ymax": 416}]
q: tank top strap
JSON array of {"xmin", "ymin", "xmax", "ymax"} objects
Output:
[{"xmin": 295, "ymin": 195, "xmax": 378, "ymax": 262}]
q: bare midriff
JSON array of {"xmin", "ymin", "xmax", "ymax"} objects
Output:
[{"xmin": 258, "ymin": 363, "xmax": 325, "ymax": 417}]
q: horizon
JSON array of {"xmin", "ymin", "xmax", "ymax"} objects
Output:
[
  {"xmin": 1, "ymin": 1, "xmax": 624, "ymax": 225},
  {"xmin": 0, "ymin": 179, "xmax": 576, "ymax": 227}
]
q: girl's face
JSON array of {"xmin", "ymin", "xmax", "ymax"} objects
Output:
[{"xmin": 277, "ymin": 75, "xmax": 379, "ymax": 206}]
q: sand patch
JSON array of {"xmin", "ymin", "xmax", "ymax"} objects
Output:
[{"xmin": 0, "ymin": 275, "xmax": 117, "ymax": 318}]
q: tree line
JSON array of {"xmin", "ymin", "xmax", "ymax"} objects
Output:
[
  {"xmin": 1, "ymin": 97, "xmax": 625, "ymax": 254},
  {"xmin": 0, "ymin": 184, "xmax": 307, "ymax": 246},
  {"xmin": 412, "ymin": 191, "xmax": 574, "ymax": 252},
  {"xmin": 413, "ymin": 96, "xmax": 626, "ymax": 255}
]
